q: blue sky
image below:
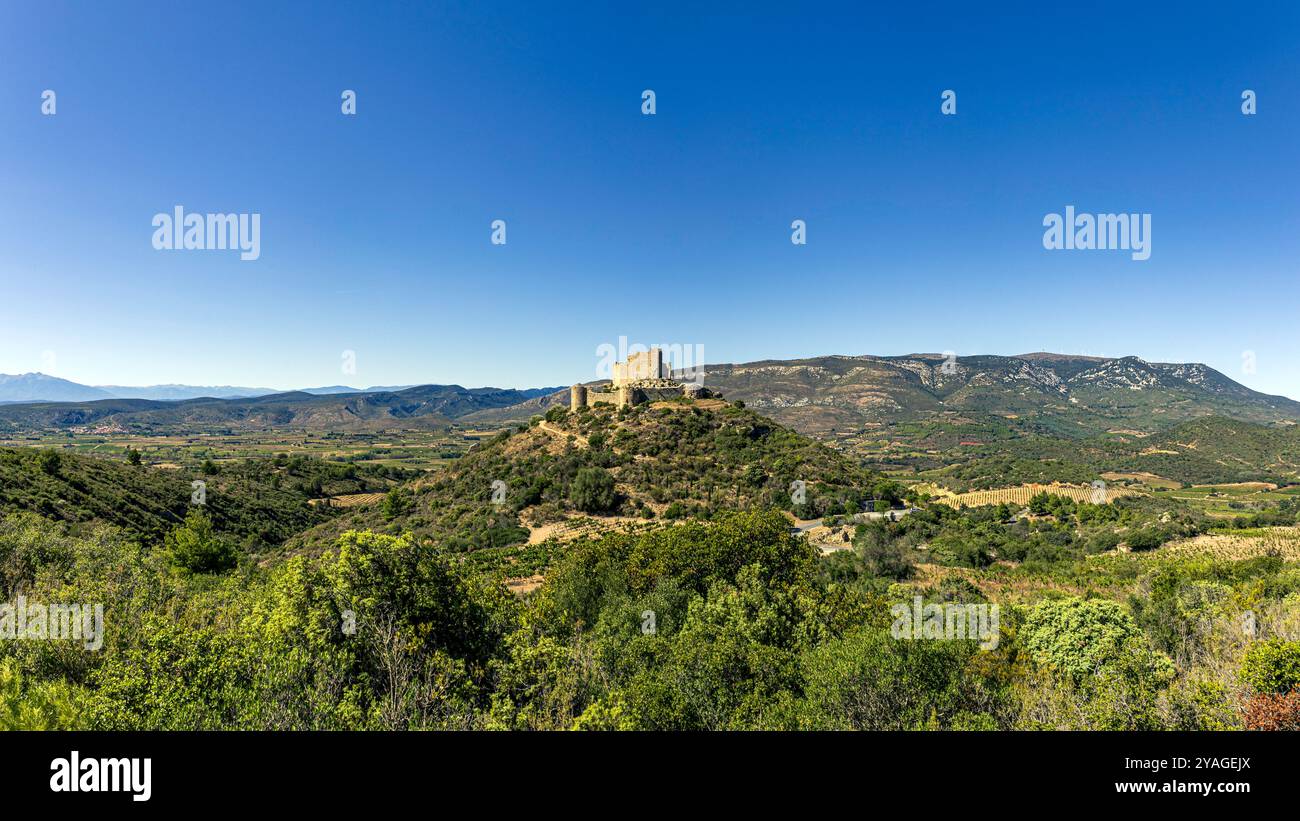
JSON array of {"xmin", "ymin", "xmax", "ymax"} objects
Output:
[{"xmin": 1, "ymin": 1, "xmax": 1297, "ymax": 396}]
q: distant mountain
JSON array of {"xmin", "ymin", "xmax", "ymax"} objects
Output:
[
  {"xmin": 0, "ymin": 384, "xmax": 568, "ymax": 433},
  {"xmin": 694, "ymin": 353, "xmax": 1300, "ymax": 436},
  {"xmin": 0, "ymin": 373, "xmax": 114, "ymax": 402},
  {"xmin": 97, "ymin": 384, "xmax": 278, "ymax": 400},
  {"xmin": 0, "ymin": 374, "xmax": 564, "ymax": 408}
]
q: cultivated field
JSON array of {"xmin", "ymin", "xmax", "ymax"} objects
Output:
[
  {"xmin": 921, "ymin": 482, "xmax": 1139, "ymax": 508},
  {"xmin": 1159, "ymin": 527, "xmax": 1300, "ymax": 562}
]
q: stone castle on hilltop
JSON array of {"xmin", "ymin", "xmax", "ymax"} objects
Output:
[{"xmin": 570, "ymin": 347, "xmax": 713, "ymax": 410}]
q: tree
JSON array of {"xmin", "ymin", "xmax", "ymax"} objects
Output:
[
  {"xmin": 853, "ymin": 522, "xmax": 913, "ymax": 580},
  {"xmin": 571, "ymin": 467, "xmax": 616, "ymax": 513},
  {"xmin": 125, "ymin": 448, "xmax": 142, "ymax": 467},
  {"xmin": 37, "ymin": 449, "xmax": 61, "ymax": 476},
  {"xmin": 381, "ymin": 487, "xmax": 415, "ymax": 521},
  {"xmin": 1125, "ymin": 527, "xmax": 1167, "ymax": 551},
  {"xmin": 164, "ymin": 509, "xmax": 236, "ymax": 574}
]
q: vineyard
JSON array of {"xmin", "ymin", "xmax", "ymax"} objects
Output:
[
  {"xmin": 1159, "ymin": 528, "xmax": 1300, "ymax": 562},
  {"xmin": 327, "ymin": 492, "xmax": 386, "ymax": 508},
  {"xmin": 925, "ymin": 482, "xmax": 1140, "ymax": 508}
]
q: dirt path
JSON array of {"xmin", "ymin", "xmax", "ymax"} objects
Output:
[{"xmin": 536, "ymin": 420, "xmax": 589, "ymax": 448}]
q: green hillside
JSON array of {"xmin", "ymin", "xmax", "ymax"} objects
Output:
[
  {"xmin": 0, "ymin": 447, "xmax": 398, "ymax": 548},
  {"xmin": 287, "ymin": 398, "xmax": 892, "ymax": 557},
  {"xmin": 916, "ymin": 416, "xmax": 1300, "ymax": 491}
]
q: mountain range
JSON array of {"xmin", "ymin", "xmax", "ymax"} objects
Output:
[
  {"xmin": 2, "ymin": 353, "xmax": 1296, "ymax": 439},
  {"xmin": 685, "ymin": 353, "xmax": 1300, "ymax": 436},
  {"xmin": 0, "ymin": 373, "xmax": 470, "ymax": 404},
  {"xmin": 461, "ymin": 352, "xmax": 1300, "ymax": 437},
  {"xmin": 0, "ymin": 383, "xmax": 565, "ymax": 433}
]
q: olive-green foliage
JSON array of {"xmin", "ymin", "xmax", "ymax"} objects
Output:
[
  {"xmin": 570, "ymin": 467, "xmax": 615, "ymax": 513},
  {"xmin": 87, "ymin": 529, "xmax": 513, "ymax": 730},
  {"xmin": 1021, "ymin": 596, "xmax": 1145, "ymax": 679},
  {"xmin": 1240, "ymin": 639, "xmax": 1300, "ymax": 695},
  {"xmin": 0, "ymin": 446, "xmax": 342, "ymax": 549},
  {"xmin": 794, "ymin": 624, "xmax": 1012, "ymax": 730},
  {"xmin": 0, "ymin": 658, "xmax": 86, "ymax": 729}
]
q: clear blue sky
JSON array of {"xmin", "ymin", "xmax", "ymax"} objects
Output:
[{"xmin": 2, "ymin": 1, "xmax": 1297, "ymax": 396}]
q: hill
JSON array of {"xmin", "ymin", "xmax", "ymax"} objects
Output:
[
  {"xmin": 285, "ymin": 397, "xmax": 891, "ymax": 561},
  {"xmin": 913, "ymin": 415, "xmax": 1300, "ymax": 491}
]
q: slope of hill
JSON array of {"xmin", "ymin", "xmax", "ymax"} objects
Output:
[
  {"xmin": 913, "ymin": 415, "xmax": 1300, "ymax": 491},
  {"xmin": 0, "ymin": 447, "xmax": 413, "ymax": 548},
  {"xmin": 1116, "ymin": 416, "xmax": 1300, "ymax": 485},
  {"xmin": 286, "ymin": 397, "xmax": 888, "ymax": 558},
  {"xmin": 0, "ymin": 448, "xmax": 327, "ymax": 546}
]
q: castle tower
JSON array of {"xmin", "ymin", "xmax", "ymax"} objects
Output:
[
  {"xmin": 612, "ymin": 347, "xmax": 670, "ymax": 387},
  {"xmin": 570, "ymin": 384, "xmax": 588, "ymax": 411}
]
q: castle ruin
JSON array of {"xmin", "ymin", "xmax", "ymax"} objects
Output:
[
  {"xmin": 571, "ymin": 346, "xmax": 714, "ymax": 411},
  {"xmin": 612, "ymin": 348, "xmax": 669, "ymax": 387}
]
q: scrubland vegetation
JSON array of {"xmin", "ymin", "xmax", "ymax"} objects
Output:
[{"xmin": 1, "ymin": 400, "xmax": 1297, "ymax": 730}]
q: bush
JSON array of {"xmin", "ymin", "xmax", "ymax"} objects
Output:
[
  {"xmin": 1125, "ymin": 527, "xmax": 1167, "ymax": 552},
  {"xmin": 1240, "ymin": 639, "xmax": 1300, "ymax": 695},
  {"xmin": 571, "ymin": 467, "xmax": 615, "ymax": 513},
  {"xmin": 1243, "ymin": 692, "xmax": 1300, "ymax": 730},
  {"xmin": 382, "ymin": 487, "xmax": 415, "ymax": 520},
  {"xmin": 1021, "ymin": 597, "xmax": 1144, "ymax": 679}
]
